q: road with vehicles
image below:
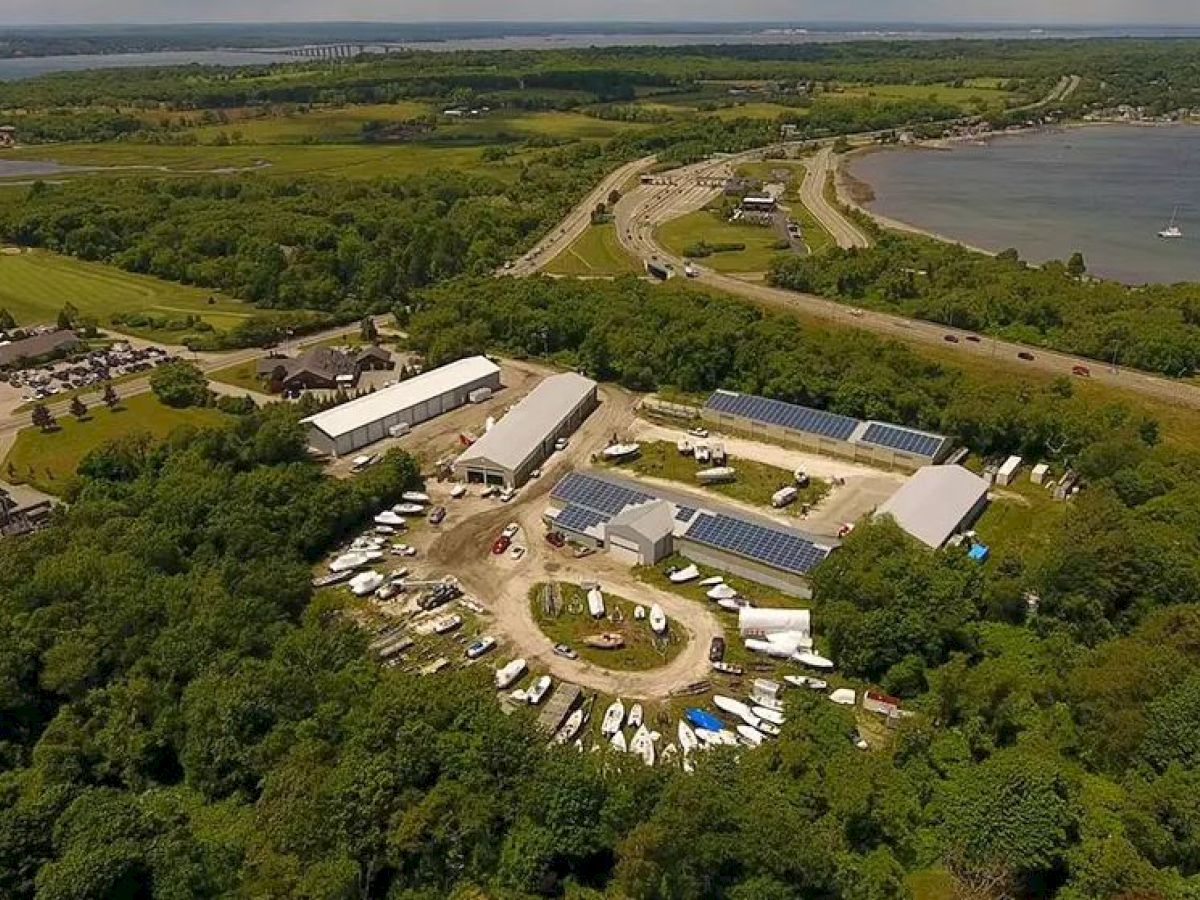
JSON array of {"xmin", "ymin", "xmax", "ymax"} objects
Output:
[{"xmin": 799, "ymin": 146, "xmax": 869, "ymax": 249}]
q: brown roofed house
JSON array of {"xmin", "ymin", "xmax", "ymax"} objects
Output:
[{"xmin": 257, "ymin": 345, "xmax": 393, "ymax": 392}]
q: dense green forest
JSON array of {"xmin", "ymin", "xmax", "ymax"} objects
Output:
[
  {"xmin": 3, "ymin": 290, "xmax": 1200, "ymax": 897},
  {"xmin": 769, "ymin": 232, "xmax": 1200, "ymax": 376}
]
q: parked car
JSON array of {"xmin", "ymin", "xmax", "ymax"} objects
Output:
[
  {"xmin": 554, "ymin": 437, "xmax": 569, "ymax": 451},
  {"xmin": 553, "ymin": 643, "xmax": 578, "ymax": 660},
  {"xmin": 499, "ymin": 488, "xmax": 515, "ymax": 503},
  {"xmin": 943, "ymin": 334, "xmax": 959, "ymax": 343},
  {"xmin": 687, "ymin": 427, "xmax": 709, "ymax": 439},
  {"xmin": 428, "ymin": 506, "xmax": 447, "ymax": 525},
  {"xmin": 1072, "ymin": 364, "xmax": 1091, "ymax": 377},
  {"xmin": 1017, "ymin": 351, "xmax": 1035, "ymax": 361},
  {"xmin": 709, "ymin": 636, "xmax": 726, "ymax": 663},
  {"xmin": 502, "ymin": 522, "xmax": 520, "ymax": 540},
  {"xmin": 492, "ymin": 535, "xmax": 511, "ymax": 555},
  {"xmin": 509, "ymin": 545, "xmax": 526, "ymax": 561},
  {"xmin": 545, "ymin": 531, "xmax": 566, "ymax": 548}
]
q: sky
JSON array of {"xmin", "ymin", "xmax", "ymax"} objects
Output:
[{"xmin": 1, "ymin": 0, "xmax": 1198, "ymax": 26}]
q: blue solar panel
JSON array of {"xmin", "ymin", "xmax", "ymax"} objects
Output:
[
  {"xmin": 674, "ymin": 505, "xmax": 696, "ymax": 522},
  {"xmin": 705, "ymin": 390, "xmax": 860, "ymax": 441},
  {"xmin": 555, "ymin": 504, "xmax": 608, "ymax": 534},
  {"xmin": 684, "ymin": 513, "xmax": 831, "ymax": 576},
  {"xmin": 552, "ymin": 471, "xmax": 653, "ymax": 515},
  {"xmin": 859, "ymin": 422, "xmax": 945, "ymax": 458}
]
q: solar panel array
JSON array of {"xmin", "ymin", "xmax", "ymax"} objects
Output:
[
  {"xmin": 555, "ymin": 504, "xmax": 609, "ymax": 534},
  {"xmin": 674, "ymin": 505, "xmax": 697, "ymax": 522},
  {"xmin": 859, "ymin": 422, "xmax": 945, "ymax": 458},
  {"xmin": 684, "ymin": 512, "xmax": 831, "ymax": 575},
  {"xmin": 705, "ymin": 391, "xmax": 859, "ymax": 441},
  {"xmin": 552, "ymin": 471, "xmax": 653, "ymax": 515}
]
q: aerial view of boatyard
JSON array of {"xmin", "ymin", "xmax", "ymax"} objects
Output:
[{"xmin": 5, "ymin": 1, "xmax": 1200, "ymax": 897}]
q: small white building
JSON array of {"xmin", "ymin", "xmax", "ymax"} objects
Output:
[
  {"xmin": 605, "ymin": 500, "xmax": 676, "ymax": 565},
  {"xmin": 302, "ymin": 355, "xmax": 500, "ymax": 457},
  {"xmin": 452, "ymin": 372, "xmax": 598, "ymax": 488},
  {"xmin": 876, "ymin": 464, "xmax": 990, "ymax": 549},
  {"xmin": 738, "ymin": 607, "xmax": 811, "ymax": 640},
  {"xmin": 996, "ymin": 455, "xmax": 1022, "ymax": 486}
]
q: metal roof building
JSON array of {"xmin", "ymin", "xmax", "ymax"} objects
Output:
[
  {"xmin": 302, "ymin": 355, "xmax": 500, "ymax": 457},
  {"xmin": 453, "ymin": 372, "xmax": 598, "ymax": 488},
  {"xmin": 701, "ymin": 389, "xmax": 952, "ymax": 470},
  {"xmin": 876, "ymin": 464, "xmax": 990, "ymax": 548},
  {"xmin": 545, "ymin": 471, "xmax": 836, "ymax": 597}
]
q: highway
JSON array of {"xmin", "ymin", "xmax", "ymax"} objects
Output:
[{"xmin": 799, "ymin": 146, "xmax": 869, "ymax": 250}]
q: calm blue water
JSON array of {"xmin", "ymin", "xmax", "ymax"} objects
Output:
[
  {"xmin": 0, "ymin": 49, "xmax": 295, "ymax": 81},
  {"xmin": 849, "ymin": 125, "xmax": 1200, "ymax": 284}
]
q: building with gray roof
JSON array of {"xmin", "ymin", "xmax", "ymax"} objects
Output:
[
  {"xmin": 452, "ymin": 372, "xmax": 597, "ymax": 488},
  {"xmin": 875, "ymin": 464, "xmax": 990, "ymax": 548}
]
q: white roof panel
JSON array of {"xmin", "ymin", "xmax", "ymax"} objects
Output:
[
  {"xmin": 876, "ymin": 465, "xmax": 989, "ymax": 548},
  {"xmin": 302, "ymin": 355, "xmax": 498, "ymax": 439},
  {"xmin": 456, "ymin": 372, "xmax": 596, "ymax": 472}
]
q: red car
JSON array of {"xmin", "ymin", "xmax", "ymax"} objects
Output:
[
  {"xmin": 545, "ymin": 531, "xmax": 566, "ymax": 548},
  {"xmin": 492, "ymin": 535, "xmax": 511, "ymax": 555}
]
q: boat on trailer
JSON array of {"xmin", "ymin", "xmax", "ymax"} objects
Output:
[{"xmin": 650, "ymin": 604, "xmax": 667, "ymax": 634}]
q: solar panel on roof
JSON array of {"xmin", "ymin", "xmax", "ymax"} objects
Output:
[
  {"xmin": 705, "ymin": 391, "xmax": 860, "ymax": 441},
  {"xmin": 859, "ymin": 422, "xmax": 945, "ymax": 458},
  {"xmin": 684, "ymin": 513, "xmax": 831, "ymax": 576},
  {"xmin": 552, "ymin": 472, "xmax": 653, "ymax": 516},
  {"xmin": 555, "ymin": 504, "xmax": 609, "ymax": 534},
  {"xmin": 674, "ymin": 505, "xmax": 696, "ymax": 522}
]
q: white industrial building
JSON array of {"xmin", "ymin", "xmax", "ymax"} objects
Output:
[
  {"xmin": 452, "ymin": 372, "xmax": 598, "ymax": 488},
  {"xmin": 605, "ymin": 500, "xmax": 676, "ymax": 565},
  {"xmin": 302, "ymin": 355, "xmax": 500, "ymax": 457},
  {"xmin": 875, "ymin": 464, "xmax": 990, "ymax": 548}
]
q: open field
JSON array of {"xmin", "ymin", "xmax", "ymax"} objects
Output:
[
  {"xmin": 707, "ymin": 102, "xmax": 807, "ymax": 121},
  {"xmin": 206, "ymin": 359, "xmax": 265, "ymax": 395},
  {"xmin": 837, "ymin": 81, "xmax": 1013, "ymax": 109},
  {"xmin": 186, "ymin": 101, "xmax": 430, "ymax": 144},
  {"xmin": 435, "ymin": 110, "xmax": 653, "ymax": 142},
  {"xmin": 544, "ymin": 223, "xmax": 642, "ymax": 276},
  {"xmin": 973, "ymin": 473, "xmax": 1069, "ymax": 561},
  {"xmin": 0, "ymin": 249, "xmax": 261, "ymax": 338},
  {"xmin": 4, "ymin": 392, "xmax": 228, "ymax": 493},
  {"xmin": 605, "ymin": 441, "xmax": 829, "ymax": 515},
  {"xmin": 531, "ymin": 583, "xmax": 685, "ymax": 671},
  {"xmin": 656, "ymin": 208, "xmax": 791, "ymax": 273}
]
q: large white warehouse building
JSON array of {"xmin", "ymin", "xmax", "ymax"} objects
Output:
[
  {"xmin": 876, "ymin": 464, "xmax": 990, "ymax": 548},
  {"xmin": 302, "ymin": 355, "xmax": 501, "ymax": 457},
  {"xmin": 453, "ymin": 372, "xmax": 598, "ymax": 488}
]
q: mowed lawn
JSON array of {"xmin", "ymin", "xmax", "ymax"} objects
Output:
[
  {"xmin": 656, "ymin": 208, "xmax": 790, "ymax": 273},
  {"xmin": 545, "ymin": 224, "xmax": 642, "ymax": 276},
  {"xmin": 4, "ymin": 392, "xmax": 228, "ymax": 494},
  {"xmin": 0, "ymin": 250, "xmax": 259, "ymax": 337},
  {"xmin": 186, "ymin": 101, "xmax": 430, "ymax": 144}
]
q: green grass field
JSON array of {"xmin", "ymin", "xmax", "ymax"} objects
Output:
[
  {"xmin": 186, "ymin": 102, "xmax": 430, "ymax": 144},
  {"xmin": 656, "ymin": 208, "xmax": 791, "ymax": 273},
  {"xmin": 605, "ymin": 441, "xmax": 829, "ymax": 515},
  {"xmin": 544, "ymin": 223, "xmax": 642, "ymax": 276},
  {"xmin": 707, "ymin": 102, "xmax": 807, "ymax": 121},
  {"xmin": 4, "ymin": 392, "xmax": 228, "ymax": 494},
  {"xmin": 838, "ymin": 81, "xmax": 1012, "ymax": 112},
  {"xmin": 531, "ymin": 583, "xmax": 685, "ymax": 671},
  {"xmin": 207, "ymin": 359, "xmax": 267, "ymax": 395},
  {"xmin": 0, "ymin": 249, "xmax": 262, "ymax": 338}
]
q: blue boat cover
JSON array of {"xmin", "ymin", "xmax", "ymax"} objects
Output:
[{"xmin": 685, "ymin": 707, "xmax": 723, "ymax": 732}]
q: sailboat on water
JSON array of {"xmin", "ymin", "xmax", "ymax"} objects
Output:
[{"xmin": 1159, "ymin": 206, "xmax": 1183, "ymax": 239}]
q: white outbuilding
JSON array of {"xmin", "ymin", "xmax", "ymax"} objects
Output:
[
  {"xmin": 876, "ymin": 464, "xmax": 990, "ymax": 548},
  {"xmin": 302, "ymin": 355, "xmax": 500, "ymax": 457},
  {"xmin": 452, "ymin": 372, "xmax": 598, "ymax": 488}
]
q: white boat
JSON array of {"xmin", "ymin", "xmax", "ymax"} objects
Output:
[
  {"xmin": 677, "ymin": 720, "xmax": 699, "ymax": 754},
  {"xmin": 696, "ymin": 466, "xmax": 737, "ymax": 484},
  {"xmin": 829, "ymin": 688, "xmax": 857, "ymax": 706},
  {"xmin": 587, "ymin": 587, "xmax": 606, "ymax": 619},
  {"xmin": 712, "ymin": 661, "xmax": 744, "ymax": 676},
  {"xmin": 694, "ymin": 727, "xmax": 721, "ymax": 747},
  {"xmin": 650, "ymin": 604, "xmax": 667, "ymax": 634},
  {"xmin": 526, "ymin": 675, "xmax": 553, "ymax": 705},
  {"xmin": 494, "ymin": 658, "xmax": 527, "ymax": 689},
  {"xmin": 450, "ymin": 485, "xmax": 468, "ymax": 499},
  {"xmin": 707, "ymin": 583, "xmax": 738, "ymax": 601},
  {"xmin": 628, "ymin": 703, "xmax": 644, "ymax": 729},
  {"xmin": 752, "ymin": 706, "xmax": 785, "ymax": 726},
  {"xmin": 676, "ymin": 439, "xmax": 693, "ymax": 455},
  {"xmin": 602, "ymin": 442, "xmax": 641, "ymax": 460},
  {"xmin": 668, "ymin": 564, "xmax": 700, "ymax": 583},
  {"xmin": 784, "ymin": 675, "xmax": 828, "ymax": 691},
  {"xmin": 698, "ymin": 575, "xmax": 724, "ymax": 587},
  {"xmin": 745, "ymin": 638, "xmax": 796, "ymax": 659},
  {"xmin": 510, "ymin": 688, "xmax": 528, "ymax": 703},
  {"xmin": 757, "ymin": 721, "xmax": 781, "ymax": 737},
  {"xmin": 610, "ymin": 730, "xmax": 628, "ymax": 752},
  {"xmin": 401, "ymin": 491, "xmax": 430, "ymax": 504},
  {"xmin": 737, "ymin": 724, "xmax": 765, "ymax": 747},
  {"xmin": 1159, "ymin": 206, "xmax": 1184, "ymax": 239},
  {"xmin": 555, "ymin": 709, "xmax": 584, "ymax": 744},
  {"xmin": 771, "ymin": 485, "xmax": 798, "ymax": 508},
  {"xmin": 717, "ymin": 598, "xmax": 750, "ymax": 612},
  {"xmin": 634, "ymin": 605, "xmax": 646, "ymax": 620},
  {"xmin": 630, "ymin": 725, "xmax": 655, "ymax": 766},
  {"xmin": 694, "ymin": 445, "xmax": 711, "ymax": 464},
  {"xmin": 329, "ymin": 552, "xmax": 370, "ymax": 573},
  {"xmin": 432, "ymin": 614, "xmax": 463, "ymax": 635},
  {"xmin": 601, "ymin": 699, "xmax": 626, "ymax": 736},
  {"xmin": 714, "ymin": 729, "xmax": 739, "ymax": 746},
  {"xmin": 392, "ymin": 503, "xmax": 426, "ymax": 515},
  {"xmin": 466, "ymin": 636, "xmax": 496, "ymax": 659},
  {"xmin": 713, "ymin": 695, "xmax": 760, "ymax": 728},
  {"xmin": 374, "ymin": 511, "xmax": 406, "ymax": 526},
  {"xmin": 795, "ymin": 651, "xmax": 835, "ymax": 670},
  {"xmin": 793, "ymin": 469, "xmax": 810, "ymax": 487},
  {"xmin": 349, "ymin": 570, "xmax": 384, "ymax": 596}
]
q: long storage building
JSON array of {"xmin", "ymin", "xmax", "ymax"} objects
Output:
[
  {"xmin": 453, "ymin": 372, "xmax": 598, "ymax": 488},
  {"xmin": 302, "ymin": 355, "xmax": 500, "ymax": 457},
  {"xmin": 701, "ymin": 389, "xmax": 952, "ymax": 471},
  {"xmin": 875, "ymin": 464, "xmax": 990, "ymax": 548}
]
